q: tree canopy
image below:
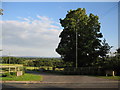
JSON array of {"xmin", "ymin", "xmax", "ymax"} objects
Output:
[{"xmin": 56, "ymin": 8, "xmax": 111, "ymax": 67}]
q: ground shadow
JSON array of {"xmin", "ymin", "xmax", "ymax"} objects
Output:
[
  {"xmin": 25, "ymin": 70, "xmax": 64, "ymax": 76},
  {"xmin": 25, "ymin": 70, "xmax": 87, "ymax": 76},
  {"xmin": 2, "ymin": 84, "xmax": 118, "ymax": 90}
]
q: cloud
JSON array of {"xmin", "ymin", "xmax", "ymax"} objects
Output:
[{"xmin": 1, "ymin": 16, "xmax": 62, "ymax": 57}]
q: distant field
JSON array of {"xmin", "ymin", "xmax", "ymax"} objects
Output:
[
  {"xmin": 25, "ymin": 66, "xmax": 52, "ymax": 70},
  {"xmin": 1, "ymin": 64, "xmax": 64, "ymax": 73},
  {"xmin": 25, "ymin": 66, "xmax": 64, "ymax": 71}
]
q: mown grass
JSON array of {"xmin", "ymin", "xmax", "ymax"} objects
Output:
[{"xmin": 0, "ymin": 73, "xmax": 42, "ymax": 81}]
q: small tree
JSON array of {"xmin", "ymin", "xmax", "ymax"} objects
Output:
[
  {"xmin": 114, "ymin": 48, "xmax": 120, "ymax": 74},
  {"xmin": 101, "ymin": 48, "xmax": 120, "ymax": 75}
]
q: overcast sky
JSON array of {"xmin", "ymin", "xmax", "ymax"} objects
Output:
[{"xmin": 1, "ymin": 2, "xmax": 118, "ymax": 57}]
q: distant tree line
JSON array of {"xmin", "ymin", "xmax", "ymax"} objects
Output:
[
  {"xmin": 1, "ymin": 57, "xmax": 73, "ymax": 68},
  {"xmin": 1, "ymin": 48, "xmax": 120, "ymax": 75},
  {"xmin": 1, "ymin": 48, "xmax": 120, "ymax": 69}
]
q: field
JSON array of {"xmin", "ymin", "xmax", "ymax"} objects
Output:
[
  {"xmin": 25, "ymin": 66, "xmax": 52, "ymax": 70},
  {"xmin": 25, "ymin": 66, "xmax": 64, "ymax": 71},
  {"xmin": 0, "ymin": 63, "xmax": 64, "ymax": 75}
]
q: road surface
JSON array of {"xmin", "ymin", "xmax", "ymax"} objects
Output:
[{"xmin": 1, "ymin": 71, "xmax": 120, "ymax": 89}]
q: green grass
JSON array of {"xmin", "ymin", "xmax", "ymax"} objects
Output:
[
  {"xmin": 97, "ymin": 76, "xmax": 120, "ymax": 80},
  {"xmin": 0, "ymin": 73, "xmax": 42, "ymax": 81}
]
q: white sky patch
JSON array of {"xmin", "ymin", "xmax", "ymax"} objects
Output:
[{"xmin": 1, "ymin": 16, "xmax": 62, "ymax": 57}]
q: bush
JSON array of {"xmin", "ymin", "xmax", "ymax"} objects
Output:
[
  {"xmin": 2, "ymin": 72, "xmax": 17, "ymax": 77},
  {"xmin": 10, "ymin": 72, "xmax": 16, "ymax": 76},
  {"xmin": 2, "ymin": 73, "xmax": 11, "ymax": 77},
  {"xmin": 39, "ymin": 68, "xmax": 46, "ymax": 72},
  {"xmin": 22, "ymin": 70, "xmax": 25, "ymax": 75}
]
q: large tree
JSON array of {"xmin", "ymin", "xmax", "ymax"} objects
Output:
[{"xmin": 56, "ymin": 8, "xmax": 111, "ymax": 67}]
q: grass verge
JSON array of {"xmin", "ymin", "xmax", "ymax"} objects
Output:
[{"xmin": 0, "ymin": 73, "xmax": 42, "ymax": 81}]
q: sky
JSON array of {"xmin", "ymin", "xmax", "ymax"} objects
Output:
[
  {"xmin": 1, "ymin": 0, "xmax": 120, "ymax": 2},
  {"xmin": 0, "ymin": 2, "xmax": 118, "ymax": 57}
]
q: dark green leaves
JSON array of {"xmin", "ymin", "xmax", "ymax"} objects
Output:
[{"xmin": 56, "ymin": 8, "xmax": 110, "ymax": 67}]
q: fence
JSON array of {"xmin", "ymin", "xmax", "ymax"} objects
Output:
[
  {"xmin": 63, "ymin": 67, "xmax": 105, "ymax": 75},
  {"xmin": 0, "ymin": 64, "xmax": 24, "ymax": 76}
]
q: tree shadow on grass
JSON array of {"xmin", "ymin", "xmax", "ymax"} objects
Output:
[
  {"xmin": 25, "ymin": 70, "xmax": 87, "ymax": 76},
  {"xmin": 25, "ymin": 70, "xmax": 64, "ymax": 76}
]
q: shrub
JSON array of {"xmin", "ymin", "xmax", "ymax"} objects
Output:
[
  {"xmin": 22, "ymin": 70, "xmax": 25, "ymax": 75},
  {"xmin": 2, "ymin": 73, "xmax": 11, "ymax": 77},
  {"xmin": 10, "ymin": 72, "xmax": 16, "ymax": 76},
  {"xmin": 2, "ymin": 72, "xmax": 17, "ymax": 77},
  {"xmin": 39, "ymin": 68, "xmax": 46, "ymax": 72}
]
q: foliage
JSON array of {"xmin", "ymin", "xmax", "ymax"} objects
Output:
[
  {"xmin": 97, "ymin": 48, "xmax": 120, "ymax": 75},
  {"xmin": 1, "ymin": 72, "xmax": 17, "ymax": 77},
  {"xmin": 108, "ymin": 48, "xmax": 120, "ymax": 71},
  {"xmin": 2, "ymin": 57, "xmax": 23, "ymax": 64},
  {"xmin": 1, "ymin": 57, "xmax": 70, "ymax": 67},
  {"xmin": 117, "ymin": 48, "xmax": 120, "ymax": 53},
  {"xmin": 10, "ymin": 72, "xmax": 17, "ymax": 76},
  {"xmin": 1, "ymin": 73, "xmax": 11, "ymax": 77},
  {"xmin": 99, "ymin": 39, "xmax": 112, "ymax": 58},
  {"xmin": 56, "ymin": 8, "xmax": 111, "ymax": 67},
  {"xmin": 93, "ymin": 39, "xmax": 112, "ymax": 68}
]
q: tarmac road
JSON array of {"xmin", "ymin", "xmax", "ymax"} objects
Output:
[
  {"xmin": 1, "ymin": 71, "xmax": 120, "ymax": 89},
  {"xmin": 2, "ymin": 82, "xmax": 119, "ymax": 88}
]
